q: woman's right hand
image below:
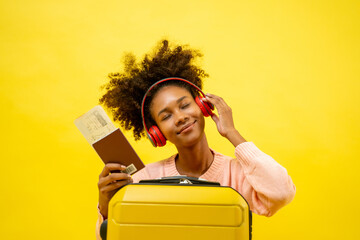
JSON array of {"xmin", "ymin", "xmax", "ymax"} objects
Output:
[{"xmin": 98, "ymin": 163, "xmax": 133, "ymax": 218}]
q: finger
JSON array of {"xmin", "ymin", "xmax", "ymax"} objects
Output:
[
  {"xmin": 205, "ymin": 94, "xmax": 227, "ymax": 107},
  {"xmin": 205, "ymin": 93, "xmax": 222, "ymax": 101},
  {"xmin": 203, "ymin": 96, "xmax": 214, "ymax": 103},
  {"xmin": 202, "ymin": 97, "xmax": 215, "ymax": 110},
  {"xmin": 207, "ymin": 95, "xmax": 232, "ymax": 114},
  {"xmin": 205, "ymin": 93, "xmax": 217, "ymax": 98},
  {"xmin": 204, "ymin": 96, "xmax": 219, "ymax": 107},
  {"xmin": 99, "ymin": 178, "xmax": 132, "ymax": 193},
  {"xmin": 211, "ymin": 114, "xmax": 220, "ymax": 125},
  {"xmin": 107, "ymin": 178, "xmax": 133, "ymax": 191},
  {"xmin": 99, "ymin": 163, "xmax": 127, "ymax": 178},
  {"xmin": 204, "ymin": 93, "xmax": 217, "ymax": 103},
  {"xmin": 206, "ymin": 98, "xmax": 228, "ymax": 115},
  {"xmin": 101, "ymin": 172, "xmax": 131, "ymax": 186},
  {"xmin": 99, "ymin": 172, "xmax": 132, "ymax": 187}
]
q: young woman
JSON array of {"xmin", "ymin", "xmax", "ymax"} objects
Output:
[{"xmin": 96, "ymin": 40, "xmax": 296, "ymax": 239}]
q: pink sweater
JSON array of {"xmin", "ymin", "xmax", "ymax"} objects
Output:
[{"xmin": 96, "ymin": 142, "xmax": 296, "ymax": 239}]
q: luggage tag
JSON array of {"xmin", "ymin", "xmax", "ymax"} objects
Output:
[{"xmin": 122, "ymin": 164, "xmax": 137, "ymax": 175}]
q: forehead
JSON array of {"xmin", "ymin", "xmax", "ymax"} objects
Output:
[{"xmin": 150, "ymin": 85, "xmax": 193, "ymax": 110}]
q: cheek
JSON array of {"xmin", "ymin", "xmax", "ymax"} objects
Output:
[
  {"xmin": 182, "ymin": 103, "xmax": 204, "ymax": 123},
  {"xmin": 156, "ymin": 120, "xmax": 175, "ymax": 137},
  {"xmin": 192, "ymin": 104, "xmax": 204, "ymax": 118},
  {"xmin": 198, "ymin": 114, "xmax": 206, "ymax": 130},
  {"xmin": 189, "ymin": 105, "xmax": 206, "ymax": 131}
]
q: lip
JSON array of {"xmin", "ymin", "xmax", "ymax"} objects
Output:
[{"xmin": 177, "ymin": 121, "xmax": 196, "ymax": 134}]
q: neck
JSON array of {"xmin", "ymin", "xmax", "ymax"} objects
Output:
[{"xmin": 175, "ymin": 134, "xmax": 214, "ymax": 178}]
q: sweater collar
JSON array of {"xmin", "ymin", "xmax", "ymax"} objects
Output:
[{"xmin": 164, "ymin": 149, "xmax": 224, "ymax": 182}]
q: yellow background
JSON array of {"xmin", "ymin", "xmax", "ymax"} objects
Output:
[{"xmin": 1, "ymin": 0, "xmax": 359, "ymax": 239}]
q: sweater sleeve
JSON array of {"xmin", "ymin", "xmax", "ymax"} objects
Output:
[
  {"xmin": 95, "ymin": 206, "xmax": 104, "ymax": 240},
  {"xmin": 233, "ymin": 142, "xmax": 296, "ymax": 217}
]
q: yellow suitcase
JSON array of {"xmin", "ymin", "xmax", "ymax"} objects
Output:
[{"xmin": 101, "ymin": 176, "xmax": 252, "ymax": 240}]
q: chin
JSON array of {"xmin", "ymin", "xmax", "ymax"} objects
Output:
[{"xmin": 179, "ymin": 129, "xmax": 206, "ymax": 147}]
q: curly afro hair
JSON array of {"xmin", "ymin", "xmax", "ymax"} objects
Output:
[{"xmin": 99, "ymin": 39, "xmax": 209, "ymax": 140}]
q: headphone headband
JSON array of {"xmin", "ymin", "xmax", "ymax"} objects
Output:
[{"xmin": 141, "ymin": 77, "xmax": 206, "ymax": 137}]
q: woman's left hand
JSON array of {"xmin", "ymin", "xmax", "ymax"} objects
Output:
[{"xmin": 204, "ymin": 93, "xmax": 246, "ymax": 146}]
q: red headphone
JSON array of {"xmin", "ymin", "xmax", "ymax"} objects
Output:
[{"xmin": 141, "ymin": 77, "xmax": 214, "ymax": 147}]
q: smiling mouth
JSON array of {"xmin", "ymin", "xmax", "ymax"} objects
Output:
[{"xmin": 177, "ymin": 121, "xmax": 197, "ymax": 134}]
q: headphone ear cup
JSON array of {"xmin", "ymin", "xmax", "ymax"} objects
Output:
[
  {"xmin": 195, "ymin": 96, "xmax": 214, "ymax": 117},
  {"xmin": 146, "ymin": 131, "xmax": 157, "ymax": 147},
  {"xmin": 148, "ymin": 126, "xmax": 167, "ymax": 147}
]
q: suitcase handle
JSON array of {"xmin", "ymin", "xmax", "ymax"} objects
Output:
[
  {"xmin": 139, "ymin": 176, "xmax": 220, "ymax": 185},
  {"xmin": 100, "ymin": 219, "xmax": 107, "ymax": 240}
]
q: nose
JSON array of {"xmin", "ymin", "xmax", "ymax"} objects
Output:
[{"xmin": 174, "ymin": 110, "xmax": 189, "ymax": 126}]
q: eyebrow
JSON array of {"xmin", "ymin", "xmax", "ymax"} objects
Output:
[{"xmin": 157, "ymin": 96, "xmax": 188, "ymax": 117}]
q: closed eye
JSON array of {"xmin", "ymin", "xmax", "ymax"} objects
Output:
[
  {"xmin": 181, "ymin": 103, "xmax": 190, "ymax": 109},
  {"xmin": 161, "ymin": 114, "xmax": 171, "ymax": 121}
]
